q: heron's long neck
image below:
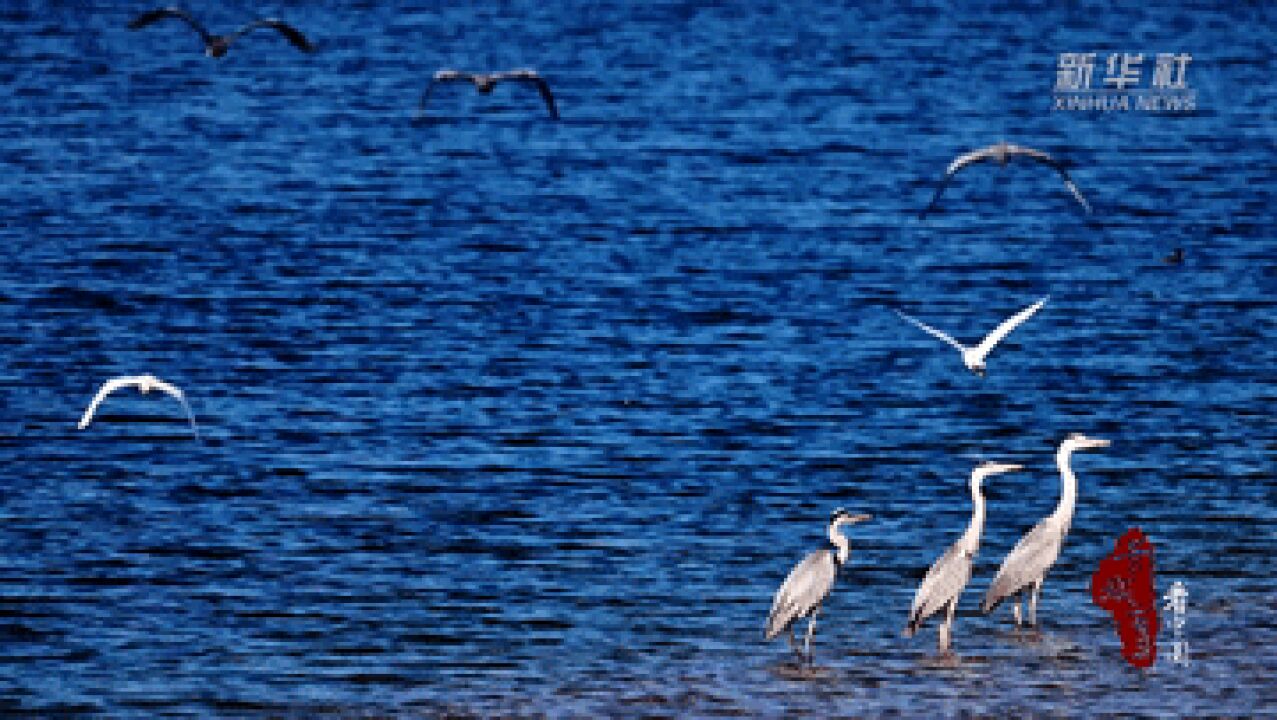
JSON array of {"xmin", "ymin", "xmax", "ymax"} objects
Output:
[
  {"xmin": 829, "ymin": 523, "xmax": 850, "ymax": 566},
  {"xmin": 1053, "ymin": 447, "xmax": 1078, "ymax": 526},
  {"xmin": 962, "ymin": 480, "xmax": 986, "ymax": 553}
]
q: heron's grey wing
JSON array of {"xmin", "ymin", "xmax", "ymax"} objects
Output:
[
  {"xmin": 150, "ymin": 379, "xmax": 201, "ymax": 439},
  {"xmin": 766, "ymin": 549, "xmax": 836, "ymax": 639},
  {"xmin": 907, "ymin": 541, "xmax": 972, "ymax": 632},
  {"xmin": 974, "ymin": 296, "xmax": 1048, "ymax": 358},
  {"xmin": 78, "ymin": 376, "xmax": 142, "ymax": 429},
  {"xmin": 127, "ymin": 7, "xmax": 213, "ymax": 42},
  {"xmin": 895, "ymin": 310, "xmax": 966, "ymax": 353},
  {"xmin": 231, "ymin": 19, "xmax": 314, "ymax": 52},
  {"xmin": 981, "ymin": 518, "xmax": 1065, "ymax": 613}
]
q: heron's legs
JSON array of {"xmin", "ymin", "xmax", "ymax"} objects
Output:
[
  {"xmin": 938, "ymin": 599, "xmax": 956, "ymax": 652},
  {"xmin": 1029, "ymin": 580, "xmax": 1042, "ymax": 627},
  {"xmin": 787, "ymin": 627, "xmax": 800, "ymax": 657},
  {"xmin": 803, "ymin": 605, "xmax": 822, "ymax": 663}
]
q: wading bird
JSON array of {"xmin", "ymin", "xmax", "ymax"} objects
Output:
[
  {"xmin": 981, "ymin": 434, "xmax": 1111, "ymax": 627},
  {"xmin": 78, "ymin": 374, "xmax": 200, "ymax": 439},
  {"xmin": 128, "ymin": 7, "xmax": 314, "ymax": 58},
  {"xmin": 920, "ymin": 142, "xmax": 1091, "ymax": 218},
  {"xmin": 905, "ymin": 461, "xmax": 1022, "ymax": 653},
  {"xmin": 765, "ymin": 508, "xmax": 872, "ymax": 663},
  {"xmin": 895, "ymin": 296, "xmax": 1048, "ymax": 377},
  {"xmin": 419, "ymin": 69, "xmax": 559, "ymax": 120}
]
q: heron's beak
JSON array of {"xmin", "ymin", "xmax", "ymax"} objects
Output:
[
  {"xmin": 1087, "ymin": 437, "xmax": 1111, "ymax": 449},
  {"xmin": 845, "ymin": 513, "xmax": 872, "ymax": 524}
]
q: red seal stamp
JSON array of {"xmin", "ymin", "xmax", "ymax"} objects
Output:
[{"xmin": 1090, "ymin": 527, "xmax": 1158, "ymax": 668}]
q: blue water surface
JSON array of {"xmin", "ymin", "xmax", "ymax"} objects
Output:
[{"xmin": 1, "ymin": 1, "xmax": 1274, "ymax": 716}]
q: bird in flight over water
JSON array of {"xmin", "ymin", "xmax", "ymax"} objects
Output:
[
  {"xmin": 78, "ymin": 374, "xmax": 200, "ymax": 439},
  {"xmin": 919, "ymin": 142, "xmax": 1091, "ymax": 218},
  {"xmin": 895, "ymin": 296, "xmax": 1049, "ymax": 377},
  {"xmin": 128, "ymin": 7, "xmax": 314, "ymax": 58},
  {"xmin": 419, "ymin": 69, "xmax": 559, "ymax": 120}
]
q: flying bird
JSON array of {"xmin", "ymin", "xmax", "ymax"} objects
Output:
[
  {"xmin": 981, "ymin": 434, "xmax": 1110, "ymax": 627},
  {"xmin": 128, "ymin": 7, "xmax": 314, "ymax": 57},
  {"xmin": 920, "ymin": 142, "xmax": 1091, "ymax": 218},
  {"xmin": 419, "ymin": 69, "xmax": 559, "ymax": 120},
  {"xmin": 78, "ymin": 374, "xmax": 200, "ymax": 439},
  {"xmin": 895, "ymin": 296, "xmax": 1049, "ymax": 377},
  {"xmin": 1161, "ymin": 248, "xmax": 1184, "ymax": 265},
  {"xmin": 905, "ymin": 461, "xmax": 1022, "ymax": 653},
  {"xmin": 765, "ymin": 508, "xmax": 872, "ymax": 664}
]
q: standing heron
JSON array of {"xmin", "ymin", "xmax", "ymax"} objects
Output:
[
  {"xmin": 904, "ymin": 461, "xmax": 1023, "ymax": 653},
  {"xmin": 981, "ymin": 434, "xmax": 1111, "ymax": 627},
  {"xmin": 128, "ymin": 7, "xmax": 314, "ymax": 58},
  {"xmin": 765, "ymin": 508, "xmax": 872, "ymax": 663},
  {"xmin": 919, "ymin": 141, "xmax": 1091, "ymax": 218}
]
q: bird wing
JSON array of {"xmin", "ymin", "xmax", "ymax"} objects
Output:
[
  {"xmin": 766, "ymin": 549, "xmax": 836, "ymax": 639},
  {"xmin": 895, "ymin": 310, "xmax": 967, "ymax": 353},
  {"xmin": 78, "ymin": 376, "xmax": 144, "ymax": 429},
  {"xmin": 973, "ymin": 296, "xmax": 1048, "ymax": 359},
  {"xmin": 127, "ymin": 6, "xmax": 213, "ymax": 43},
  {"xmin": 1007, "ymin": 145, "xmax": 1092, "ymax": 214},
  {"xmin": 946, "ymin": 146, "xmax": 996, "ymax": 176},
  {"xmin": 148, "ymin": 378, "xmax": 201, "ymax": 438},
  {"xmin": 494, "ymin": 70, "xmax": 559, "ymax": 119},
  {"xmin": 906, "ymin": 540, "xmax": 972, "ymax": 632},
  {"xmin": 981, "ymin": 517, "xmax": 1065, "ymax": 613},
  {"xmin": 418, "ymin": 71, "xmax": 471, "ymax": 118},
  {"xmin": 230, "ymin": 19, "xmax": 315, "ymax": 52},
  {"xmin": 918, "ymin": 174, "xmax": 955, "ymax": 219}
]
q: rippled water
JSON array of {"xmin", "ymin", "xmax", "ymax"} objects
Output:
[{"xmin": 2, "ymin": 1, "xmax": 1274, "ymax": 716}]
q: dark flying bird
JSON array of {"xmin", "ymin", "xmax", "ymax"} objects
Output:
[
  {"xmin": 920, "ymin": 142, "xmax": 1091, "ymax": 218},
  {"xmin": 128, "ymin": 7, "xmax": 314, "ymax": 58},
  {"xmin": 419, "ymin": 69, "xmax": 559, "ymax": 120},
  {"xmin": 765, "ymin": 508, "xmax": 872, "ymax": 664},
  {"xmin": 1162, "ymin": 248, "xmax": 1184, "ymax": 265}
]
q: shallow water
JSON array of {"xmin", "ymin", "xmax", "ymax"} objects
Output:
[{"xmin": 1, "ymin": 1, "xmax": 1274, "ymax": 716}]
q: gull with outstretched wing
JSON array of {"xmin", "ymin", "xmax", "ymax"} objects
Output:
[
  {"xmin": 895, "ymin": 296, "xmax": 1048, "ymax": 377},
  {"xmin": 920, "ymin": 142, "xmax": 1091, "ymax": 218},
  {"xmin": 78, "ymin": 374, "xmax": 200, "ymax": 439}
]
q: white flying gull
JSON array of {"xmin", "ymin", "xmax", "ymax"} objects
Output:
[
  {"xmin": 128, "ymin": 7, "xmax": 314, "ymax": 58},
  {"xmin": 419, "ymin": 69, "xmax": 559, "ymax": 120},
  {"xmin": 78, "ymin": 374, "xmax": 200, "ymax": 439},
  {"xmin": 895, "ymin": 296, "xmax": 1049, "ymax": 377},
  {"xmin": 920, "ymin": 142, "xmax": 1091, "ymax": 218}
]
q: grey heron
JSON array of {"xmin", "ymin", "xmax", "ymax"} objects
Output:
[
  {"xmin": 919, "ymin": 141, "xmax": 1091, "ymax": 218},
  {"xmin": 895, "ymin": 296, "xmax": 1048, "ymax": 377},
  {"xmin": 78, "ymin": 374, "xmax": 200, "ymax": 439},
  {"xmin": 128, "ymin": 7, "xmax": 314, "ymax": 58},
  {"xmin": 981, "ymin": 434, "xmax": 1111, "ymax": 627},
  {"xmin": 419, "ymin": 69, "xmax": 559, "ymax": 120},
  {"xmin": 904, "ymin": 461, "xmax": 1023, "ymax": 653},
  {"xmin": 765, "ymin": 508, "xmax": 872, "ymax": 663}
]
